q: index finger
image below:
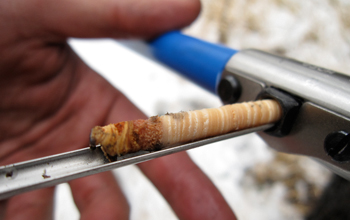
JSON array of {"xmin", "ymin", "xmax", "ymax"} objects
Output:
[
  {"xmin": 138, "ymin": 152, "xmax": 237, "ymax": 220},
  {"xmin": 103, "ymin": 79, "xmax": 237, "ymax": 220},
  {"xmin": 7, "ymin": 0, "xmax": 201, "ymax": 39}
]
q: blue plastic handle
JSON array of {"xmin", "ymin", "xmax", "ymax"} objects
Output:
[{"xmin": 150, "ymin": 31, "xmax": 238, "ymax": 94}]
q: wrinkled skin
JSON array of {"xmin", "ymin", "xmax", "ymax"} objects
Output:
[{"xmin": 0, "ymin": 0, "xmax": 237, "ymax": 219}]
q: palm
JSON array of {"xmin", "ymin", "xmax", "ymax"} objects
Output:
[
  {"xmin": 0, "ymin": 44, "xmax": 140, "ymax": 164},
  {"xmin": 0, "ymin": 1, "xmax": 237, "ymax": 219}
]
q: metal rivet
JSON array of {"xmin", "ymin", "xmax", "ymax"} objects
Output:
[
  {"xmin": 324, "ymin": 131, "xmax": 350, "ymax": 162},
  {"xmin": 218, "ymin": 75, "xmax": 241, "ymax": 104}
]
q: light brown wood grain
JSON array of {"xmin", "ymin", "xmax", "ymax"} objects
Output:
[{"xmin": 90, "ymin": 100, "xmax": 282, "ymax": 159}]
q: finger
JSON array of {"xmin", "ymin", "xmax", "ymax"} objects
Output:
[
  {"xmin": 69, "ymin": 171, "xmax": 129, "ymax": 220},
  {"xmin": 2, "ymin": 187, "xmax": 54, "ymax": 220},
  {"xmin": 11, "ymin": 0, "xmax": 201, "ymax": 39},
  {"xmin": 103, "ymin": 83, "xmax": 236, "ymax": 219},
  {"xmin": 138, "ymin": 152, "xmax": 237, "ymax": 220}
]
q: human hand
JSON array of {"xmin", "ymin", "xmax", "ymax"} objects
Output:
[{"xmin": 0, "ymin": 0, "xmax": 236, "ymax": 219}]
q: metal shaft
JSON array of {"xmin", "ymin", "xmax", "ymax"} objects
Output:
[{"xmin": 0, "ymin": 124, "xmax": 272, "ymax": 200}]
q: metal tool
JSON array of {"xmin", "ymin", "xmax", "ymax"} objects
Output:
[
  {"xmin": 0, "ymin": 124, "xmax": 272, "ymax": 200},
  {"xmin": 149, "ymin": 32, "xmax": 350, "ymax": 180},
  {"xmin": 221, "ymin": 49, "xmax": 350, "ymax": 179},
  {"xmin": 1, "ymin": 31, "xmax": 349, "ymax": 200}
]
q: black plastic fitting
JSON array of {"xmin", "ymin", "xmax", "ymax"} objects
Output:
[
  {"xmin": 257, "ymin": 87, "xmax": 302, "ymax": 137},
  {"xmin": 218, "ymin": 75, "xmax": 242, "ymax": 105}
]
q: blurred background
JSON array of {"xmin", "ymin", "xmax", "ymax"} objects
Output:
[{"xmin": 56, "ymin": 0, "xmax": 350, "ymax": 219}]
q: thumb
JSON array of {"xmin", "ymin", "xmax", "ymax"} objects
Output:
[{"xmin": 12, "ymin": 0, "xmax": 201, "ymax": 39}]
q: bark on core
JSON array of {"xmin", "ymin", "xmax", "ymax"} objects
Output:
[{"xmin": 90, "ymin": 100, "xmax": 282, "ymax": 161}]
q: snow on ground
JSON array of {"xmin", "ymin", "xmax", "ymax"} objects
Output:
[{"xmin": 55, "ymin": 1, "xmax": 349, "ymax": 219}]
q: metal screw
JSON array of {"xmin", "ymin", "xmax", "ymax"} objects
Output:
[
  {"xmin": 218, "ymin": 75, "xmax": 241, "ymax": 104},
  {"xmin": 324, "ymin": 131, "xmax": 350, "ymax": 162}
]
